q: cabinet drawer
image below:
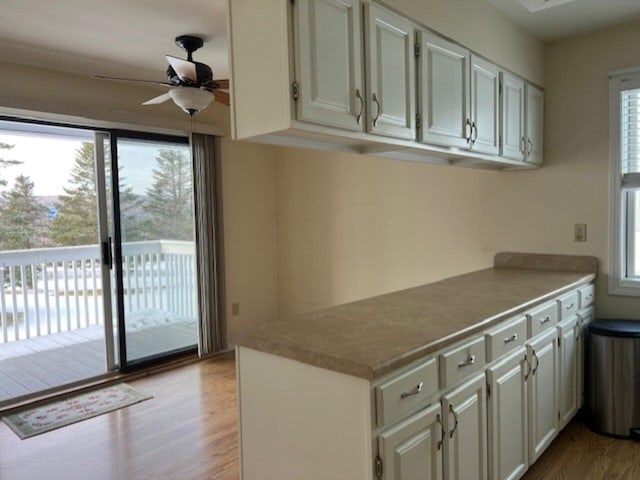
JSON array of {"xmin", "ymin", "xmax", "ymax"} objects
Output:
[
  {"xmin": 579, "ymin": 284, "xmax": 594, "ymax": 309},
  {"xmin": 485, "ymin": 315, "xmax": 527, "ymax": 362},
  {"xmin": 527, "ymin": 301, "xmax": 558, "ymax": 337},
  {"xmin": 375, "ymin": 357, "xmax": 438, "ymax": 427},
  {"xmin": 440, "ymin": 336, "xmax": 486, "ymax": 389},
  {"xmin": 558, "ymin": 290, "xmax": 579, "ymax": 320}
]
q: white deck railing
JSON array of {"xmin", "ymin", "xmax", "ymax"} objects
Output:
[{"xmin": 0, "ymin": 240, "xmax": 196, "ymax": 344}]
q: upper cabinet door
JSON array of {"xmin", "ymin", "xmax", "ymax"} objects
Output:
[
  {"xmin": 364, "ymin": 3, "xmax": 415, "ymax": 140},
  {"xmin": 293, "ymin": 0, "xmax": 364, "ymax": 131},
  {"xmin": 470, "ymin": 55, "xmax": 500, "ymax": 156},
  {"xmin": 525, "ymin": 84, "xmax": 544, "ymax": 165},
  {"xmin": 500, "ymin": 72, "xmax": 526, "ymax": 161},
  {"xmin": 418, "ymin": 31, "xmax": 471, "ymax": 149}
]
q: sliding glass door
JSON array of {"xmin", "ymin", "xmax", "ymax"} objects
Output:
[{"xmin": 107, "ymin": 133, "xmax": 197, "ymax": 369}]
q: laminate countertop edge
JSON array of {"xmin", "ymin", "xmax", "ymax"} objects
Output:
[{"xmin": 233, "ymin": 266, "xmax": 597, "ymax": 381}]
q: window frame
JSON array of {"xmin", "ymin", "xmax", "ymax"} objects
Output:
[{"xmin": 610, "ymin": 67, "xmax": 640, "ymax": 296}]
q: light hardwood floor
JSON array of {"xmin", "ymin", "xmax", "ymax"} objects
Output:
[
  {"xmin": 0, "ymin": 353, "xmax": 238, "ymax": 480},
  {"xmin": 2, "ymin": 354, "xmax": 640, "ymax": 480}
]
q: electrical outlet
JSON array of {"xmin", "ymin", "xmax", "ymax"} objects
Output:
[
  {"xmin": 574, "ymin": 224, "xmax": 587, "ymax": 242},
  {"xmin": 231, "ymin": 302, "xmax": 240, "ymax": 316}
]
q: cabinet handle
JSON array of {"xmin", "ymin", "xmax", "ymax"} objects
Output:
[
  {"xmin": 372, "ymin": 93, "xmax": 381, "ymax": 127},
  {"xmin": 566, "ymin": 303, "xmax": 575, "ymax": 310},
  {"xmin": 472, "ymin": 121, "xmax": 478, "ymax": 146},
  {"xmin": 540, "ymin": 315, "xmax": 551, "ymax": 325},
  {"xmin": 465, "ymin": 119, "xmax": 472, "ymax": 143},
  {"xmin": 531, "ymin": 348, "xmax": 540, "ymax": 375},
  {"xmin": 355, "ymin": 89, "xmax": 364, "ymax": 125},
  {"xmin": 576, "ymin": 317, "xmax": 584, "ymax": 340},
  {"xmin": 400, "ymin": 381, "xmax": 424, "ymax": 399},
  {"xmin": 458, "ymin": 354, "xmax": 476, "ymax": 368},
  {"xmin": 449, "ymin": 404, "xmax": 459, "ymax": 438},
  {"xmin": 436, "ymin": 414, "xmax": 446, "ymax": 450},
  {"xmin": 524, "ymin": 353, "xmax": 532, "ymax": 381},
  {"xmin": 527, "ymin": 137, "xmax": 533, "ymax": 155},
  {"xmin": 504, "ymin": 333, "xmax": 518, "ymax": 344}
]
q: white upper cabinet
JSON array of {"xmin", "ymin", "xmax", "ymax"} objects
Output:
[
  {"xmin": 293, "ymin": 0, "xmax": 364, "ymax": 131},
  {"xmin": 418, "ymin": 31, "xmax": 471, "ymax": 149},
  {"xmin": 500, "ymin": 72, "xmax": 526, "ymax": 162},
  {"xmin": 525, "ymin": 84, "xmax": 544, "ymax": 165},
  {"xmin": 364, "ymin": 3, "xmax": 415, "ymax": 139},
  {"xmin": 470, "ymin": 55, "xmax": 500, "ymax": 156}
]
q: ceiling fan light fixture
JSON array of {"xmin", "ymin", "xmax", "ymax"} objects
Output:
[{"xmin": 168, "ymin": 87, "xmax": 214, "ymax": 115}]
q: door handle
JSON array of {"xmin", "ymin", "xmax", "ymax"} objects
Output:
[
  {"xmin": 101, "ymin": 236, "xmax": 113, "ymax": 269},
  {"xmin": 355, "ymin": 89, "xmax": 364, "ymax": 125},
  {"xmin": 471, "ymin": 121, "xmax": 478, "ymax": 146},
  {"xmin": 449, "ymin": 404, "xmax": 459, "ymax": 438},
  {"xmin": 504, "ymin": 333, "xmax": 518, "ymax": 344},
  {"xmin": 531, "ymin": 348, "xmax": 540, "ymax": 375},
  {"xmin": 466, "ymin": 118, "xmax": 472, "ymax": 143},
  {"xmin": 458, "ymin": 354, "xmax": 476, "ymax": 368},
  {"xmin": 524, "ymin": 353, "xmax": 532, "ymax": 381},
  {"xmin": 372, "ymin": 93, "xmax": 381, "ymax": 127},
  {"xmin": 400, "ymin": 382, "xmax": 424, "ymax": 399}
]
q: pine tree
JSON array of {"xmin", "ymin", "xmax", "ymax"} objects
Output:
[
  {"xmin": 50, "ymin": 142, "xmax": 98, "ymax": 246},
  {"xmin": 0, "ymin": 175, "xmax": 48, "ymax": 250},
  {"xmin": 0, "ymin": 142, "xmax": 21, "ymax": 188},
  {"xmin": 144, "ymin": 149, "xmax": 194, "ymax": 241}
]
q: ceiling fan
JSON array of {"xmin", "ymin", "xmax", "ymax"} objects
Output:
[{"xmin": 93, "ymin": 35, "xmax": 229, "ymax": 116}]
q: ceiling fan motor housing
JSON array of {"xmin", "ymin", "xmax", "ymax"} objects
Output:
[{"xmin": 166, "ymin": 63, "xmax": 213, "ymax": 86}]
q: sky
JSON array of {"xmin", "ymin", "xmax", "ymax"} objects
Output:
[{"xmin": 0, "ymin": 130, "xmax": 189, "ymax": 197}]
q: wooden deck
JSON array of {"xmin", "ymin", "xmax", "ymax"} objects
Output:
[{"xmin": 0, "ymin": 321, "xmax": 197, "ymax": 404}]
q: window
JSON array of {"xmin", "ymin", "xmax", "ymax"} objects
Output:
[{"xmin": 610, "ymin": 68, "xmax": 640, "ymax": 295}]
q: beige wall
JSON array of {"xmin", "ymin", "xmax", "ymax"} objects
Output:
[
  {"xmin": 383, "ymin": 0, "xmax": 545, "ymax": 85},
  {"xmin": 273, "ymin": 1, "xmax": 544, "ymax": 318},
  {"xmin": 486, "ymin": 20, "xmax": 640, "ymax": 319},
  {"xmin": 0, "ymin": 60, "xmax": 279, "ymax": 341}
]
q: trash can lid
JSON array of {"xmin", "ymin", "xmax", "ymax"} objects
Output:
[{"xmin": 589, "ymin": 319, "xmax": 640, "ymax": 338}]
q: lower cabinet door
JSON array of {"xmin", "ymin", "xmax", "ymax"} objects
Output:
[
  {"xmin": 378, "ymin": 402, "xmax": 443, "ymax": 480},
  {"xmin": 527, "ymin": 328, "xmax": 559, "ymax": 464},
  {"xmin": 558, "ymin": 316, "xmax": 579, "ymax": 428},
  {"xmin": 577, "ymin": 307, "xmax": 594, "ymax": 408},
  {"xmin": 442, "ymin": 372, "xmax": 488, "ymax": 480},
  {"xmin": 487, "ymin": 347, "xmax": 529, "ymax": 480}
]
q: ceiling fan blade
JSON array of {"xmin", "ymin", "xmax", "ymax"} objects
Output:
[
  {"xmin": 213, "ymin": 90, "xmax": 230, "ymax": 106},
  {"xmin": 166, "ymin": 55, "xmax": 197, "ymax": 83},
  {"xmin": 92, "ymin": 75, "xmax": 172, "ymax": 87},
  {"xmin": 143, "ymin": 93, "xmax": 172, "ymax": 105}
]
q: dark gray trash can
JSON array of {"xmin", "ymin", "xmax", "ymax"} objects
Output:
[{"xmin": 587, "ymin": 319, "xmax": 640, "ymax": 438}]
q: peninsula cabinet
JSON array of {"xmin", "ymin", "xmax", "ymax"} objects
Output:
[
  {"xmin": 228, "ymin": 0, "xmax": 546, "ymax": 170},
  {"xmin": 235, "ymin": 271, "xmax": 595, "ymax": 480}
]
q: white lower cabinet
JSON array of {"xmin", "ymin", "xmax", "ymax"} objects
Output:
[
  {"xmin": 577, "ymin": 307, "xmax": 594, "ymax": 407},
  {"xmin": 527, "ymin": 328, "xmax": 559, "ymax": 464},
  {"xmin": 557, "ymin": 316, "xmax": 579, "ymax": 429},
  {"xmin": 442, "ymin": 373, "xmax": 488, "ymax": 480},
  {"xmin": 378, "ymin": 403, "xmax": 443, "ymax": 480},
  {"xmin": 487, "ymin": 347, "xmax": 529, "ymax": 480}
]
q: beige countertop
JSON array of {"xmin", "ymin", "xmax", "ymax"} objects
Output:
[{"xmin": 233, "ymin": 254, "xmax": 597, "ymax": 380}]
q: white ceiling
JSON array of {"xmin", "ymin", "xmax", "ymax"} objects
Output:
[
  {"xmin": 0, "ymin": 0, "xmax": 229, "ymax": 82},
  {"xmin": 487, "ymin": 0, "xmax": 640, "ymax": 41},
  {"xmin": 1, "ymin": 0, "xmax": 640, "ymax": 86}
]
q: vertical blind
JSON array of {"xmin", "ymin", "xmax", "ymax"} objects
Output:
[{"xmin": 622, "ymin": 88, "xmax": 640, "ymax": 184}]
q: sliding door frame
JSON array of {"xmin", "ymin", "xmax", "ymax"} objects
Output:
[{"xmin": 109, "ymin": 130, "xmax": 197, "ymax": 372}]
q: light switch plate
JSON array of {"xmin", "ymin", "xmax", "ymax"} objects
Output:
[
  {"xmin": 575, "ymin": 224, "xmax": 587, "ymax": 242},
  {"xmin": 231, "ymin": 302, "xmax": 240, "ymax": 316}
]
